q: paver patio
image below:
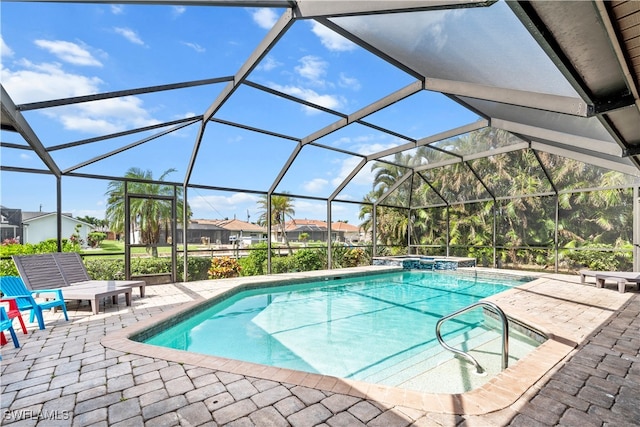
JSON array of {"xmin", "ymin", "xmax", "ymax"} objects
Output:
[{"xmin": 1, "ymin": 267, "xmax": 638, "ymax": 426}]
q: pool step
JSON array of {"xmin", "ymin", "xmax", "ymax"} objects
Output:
[{"xmin": 357, "ymin": 326, "xmax": 540, "ymax": 394}]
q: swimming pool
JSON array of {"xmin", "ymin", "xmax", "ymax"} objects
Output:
[{"xmin": 143, "ymin": 270, "xmax": 542, "ymax": 393}]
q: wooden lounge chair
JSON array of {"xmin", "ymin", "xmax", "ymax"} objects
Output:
[
  {"xmin": 579, "ymin": 269, "xmax": 640, "ymax": 293},
  {"xmin": 12, "ymin": 254, "xmax": 134, "ymax": 315}
]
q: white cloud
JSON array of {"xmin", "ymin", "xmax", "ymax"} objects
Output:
[
  {"xmin": 19, "ymin": 153, "xmax": 31, "ymax": 160},
  {"xmin": 2, "ymin": 60, "xmax": 103, "ymax": 103},
  {"xmin": 34, "ymin": 40, "xmax": 102, "ymax": 67},
  {"xmin": 257, "ymin": 56, "xmax": 281, "ymax": 72},
  {"xmin": 114, "ymin": 27, "xmax": 145, "ymax": 46},
  {"xmin": 1, "ymin": 36, "xmax": 14, "ymax": 57},
  {"xmin": 268, "ymin": 83, "xmax": 344, "ymax": 112},
  {"xmin": 303, "ymin": 178, "xmax": 328, "ymax": 194},
  {"xmin": 310, "ymin": 21, "xmax": 356, "ymax": 52},
  {"xmin": 295, "ymin": 55, "xmax": 327, "ymax": 82},
  {"xmin": 111, "ymin": 5, "xmax": 124, "ymax": 14},
  {"xmin": 182, "ymin": 42, "xmax": 205, "ymax": 53},
  {"xmin": 2, "ymin": 60, "xmax": 159, "ymax": 134},
  {"xmin": 292, "ymin": 199, "xmax": 326, "ymax": 219},
  {"xmin": 173, "ymin": 6, "xmax": 186, "ymax": 16},
  {"xmin": 251, "ymin": 8, "xmax": 278, "ymax": 29},
  {"xmin": 338, "ymin": 73, "xmax": 361, "ymax": 91},
  {"xmin": 332, "ymin": 156, "xmax": 375, "ymax": 187}
]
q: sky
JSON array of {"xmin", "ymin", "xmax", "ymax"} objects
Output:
[{"xmin": 0, "ymin": 2, "xmax": 481, "ymax": 226}]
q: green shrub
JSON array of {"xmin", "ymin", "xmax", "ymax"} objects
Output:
[
  {"xmin": 238, "ymin": 243, "xmax": 274, "ymax": 276},
  {"xmin": 270, "ymin": 255, "xmax": 295, "ymax": 274},
  {"xmin": 291, "ymin": 248, "xmax": 325, "ymax": 271},
  {"xmin": 87, "ymin": 232, "xmax": 107, "ymax": 248},
  {"xmin": 84, "ymin": 255, "xmax": 212, "ymax": 281}
]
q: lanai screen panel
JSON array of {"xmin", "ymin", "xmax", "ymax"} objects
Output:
[
  {"xmin": 429, "ymin": 129, "xmax": 523, "ymax": 157},
  {"xmin": 48, "ymin": 121, "xmax": 200, "ymax": 179},
  {"xmin": 467, "ymin": 150, "xmax": 554, "ymax": 198},
  {"xmin": 362, "ymin": 91, "xmax": 481, "ymax": 140},
  {"xmin": 275, "ymin": 145, "xmax": 364, "ymax": 199},
  {"xmin": 189, "ymin": 121, "xmax": 298, "ymax": 191},
  {"xmin": 331, "ymin": 1, "xmax": 580, "ymax": 97},
  {"xmin": 312, "ymin": 122, "xmax": 407, "ymax": 154},
  {"xmin": 253, "ymin": 17, "xmax": 418, "ymax": 117},
  {"xmin": 214, "ymin": 84, "xmax": 340, "ymax": 139}
]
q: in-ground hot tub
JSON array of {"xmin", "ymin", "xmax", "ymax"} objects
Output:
[{"xmin": 373, "ymin": 255, "xmax": 476, "ymax": 270}]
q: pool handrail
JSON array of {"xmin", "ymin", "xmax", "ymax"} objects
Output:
[{"xmin": 435, "ymin": 300, "xmax": 509, "ymax": 375}]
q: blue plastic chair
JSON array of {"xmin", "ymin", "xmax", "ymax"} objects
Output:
[
  {"xmin": 0, "ymin": 306, "xmax": 20, "ymax": 349},
  {"xmin": 0, "ymin": 276, "xmax": 68, "ymax": 330}
]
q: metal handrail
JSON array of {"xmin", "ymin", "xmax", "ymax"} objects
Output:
[{"xmin": 435, "ymin": 301, "xmax": 509, "ymax": 375}]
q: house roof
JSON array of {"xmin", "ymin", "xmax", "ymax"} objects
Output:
[
  {"xmin": 21, "ymin": 212, "xmax": 94, "ymax": 228},
  {"xmin": 284, "ymin": 219, "xmax": 360, "ymax": 233},
  {"xmin": 192, "ymin": 218, "xmax": 266, "ymax": 233}
]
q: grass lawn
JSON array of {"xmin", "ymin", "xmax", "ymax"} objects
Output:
[{"xmin": 84, "ymin": 240, "xmax": 198, "ymax": 255}]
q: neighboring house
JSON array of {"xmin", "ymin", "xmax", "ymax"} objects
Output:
[
  {"xmin": 0, "ymin": 206, "xmax": 22, "ymax": 242},
  {"xmin": 201, "ymin": 218, "xmax": 266, "ymax": 247},
  {"xmin": 164, "ymin": 218, "xmax": 266, "ymax": 246},
  {"xmin": 20, "ymin": 211, "xmax": 94, "ymax": 245},
  {"xmin": 275, "ymin": 219, "xmax": 362, "ymax": 244}
]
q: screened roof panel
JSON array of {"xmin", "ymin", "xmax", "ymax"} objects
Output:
[
  {"xmin": 411, "ymin": 174, "xmax": 446, "ymax": 208},
  {"xmin": 381, "ymin": 179, "xmax": 412, "ymax": 208},
  {"xmin": 468, "ymin": 150, "xmax": 553, "ymax": 198},
  {"xmin": 17, "ymin": 84, "xmax": 227, "ymax": 150},
  {"xmin": 421, "ymin": 163, "xmax": 492, "ymax": 204},
  {"xmin": 333, "ymin": 159, "xmax": 403, "ymax": 204},
  {"xmin": 275, "ymin": 145, "xmax": 362, "ymax": 199},
  {"xmin": 213, "ymin": 84, "xmax": 338, "ymax": 139},
  {"xmin": 331, "ymin": 1, "xmax": 580, "ymax": 97},
  {"xmin": 363, "ymin": 90, "xmax": 480, "ymax": 140},
  {"xmin": 377, "ymin": 146, "xmax": 458, "ymax": 169},
  {"xmin": 249, "ymin": 18, "xmax": 418, "ymax": 116},
  {"xmin": 429, "ymin": 128, "xmax": 523, "ymax": 157},
  {"xmin": 311, "ymin": 122, "xmax": 406, "ymax": 155},
  {"xmin": 536, "ymin": 152, "xmax": 640, "ymax": 191},
  {"xmin": 189, "ymin": 121, "xmax": 298, "ymax": 191},
  {"xmin": 63, "ymin": 123, "xmax": 199, "ymax": 181}
]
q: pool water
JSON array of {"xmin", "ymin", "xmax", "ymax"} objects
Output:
[{"xmin": 145, "ymin": 271, "xmax": 540, "ymax": 391}]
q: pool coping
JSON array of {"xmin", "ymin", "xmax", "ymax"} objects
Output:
[{"xmin": 101, "ymin": 266, "xmax": 631, "ymax": 416}]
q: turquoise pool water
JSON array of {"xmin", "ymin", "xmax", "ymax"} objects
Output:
[{"xmin": 145, "ymin": 271, "xmax": 535, "ymax": 385}]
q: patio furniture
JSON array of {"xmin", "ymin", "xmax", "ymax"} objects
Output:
[
  {"xmin": 0, "ymin": 306, "xmax": 20, "ymax": 352},
  {"xmin": 52, "ymin": 252, "xmax": 146, "ymax": 297},
  {"xmin": 595, "ymin": 272, "xmax": 640, "ymax": 293},
  {"xmin": 579, "ymin": 269, "xmax": 640, "ymax": 293},
  {"xmin": 0, "ymin": 298, "xmax": 28, "ymax": 345},
  {"xmin": 12, "ymin": 253, "xmax": 142, "ymax": 314},
  {"xmin": 0, "ymin": 276, "xmax": 68, "ymax": 330}
]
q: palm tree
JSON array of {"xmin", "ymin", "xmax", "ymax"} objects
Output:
[
  {"xmin": 105, "ymin": 167, "xmax": 190, "ymax": 257},
  {"xmin": 256, "ymin": 193, "xmax": 295, "ymax": 253}
]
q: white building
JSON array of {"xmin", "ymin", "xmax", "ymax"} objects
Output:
[{"xmin": 21, "ymin": 212, "xmax": 94, "ymax": 246}]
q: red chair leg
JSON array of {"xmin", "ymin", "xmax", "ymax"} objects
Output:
[
  {"xmin": 15, "ymin": 314, "xmax": 28, "ymax": 335},
  {"xmin": 0, "ymin": 331, "xmax": 6, "ymax": 346}
]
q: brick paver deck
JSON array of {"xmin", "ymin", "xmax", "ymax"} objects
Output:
[{"xmin": 1, "ymin": 267, "xmax": 638, "ymax": 426}]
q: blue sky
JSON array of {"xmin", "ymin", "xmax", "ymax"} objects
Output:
[{"xmin": 1, "ymin": 3, "xmax": 481, "ymax": 225}]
